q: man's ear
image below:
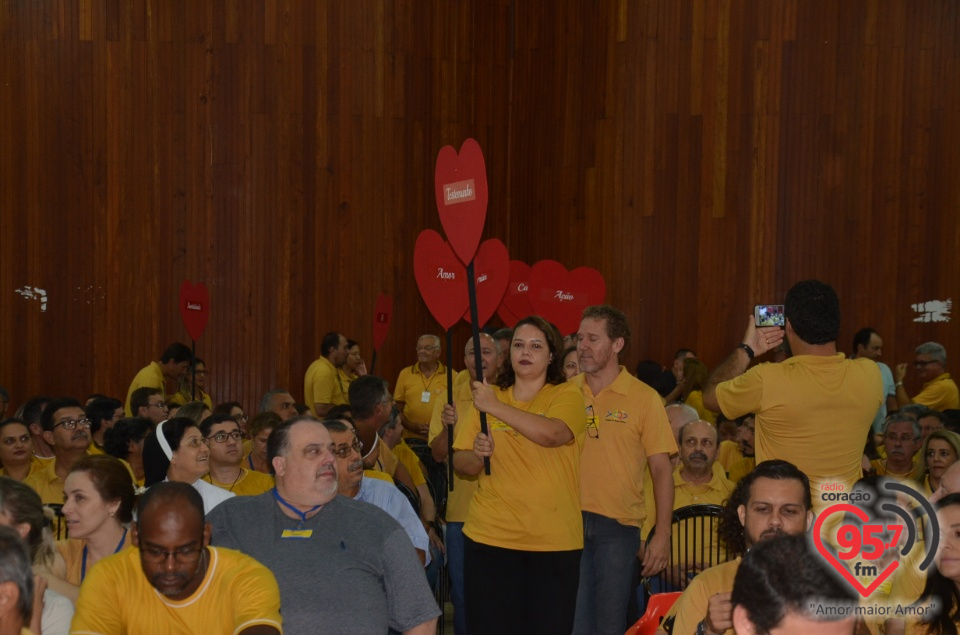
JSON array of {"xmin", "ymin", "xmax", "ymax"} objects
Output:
[
  {"xmin": 613, "ymin": 337, "xmax": 625, "ymax": 355},
  {"xmin": 42, "ymin": 430, "xmax": 55, "ymax": 447},
  {"xmin": 738, "ymin": 504, "xmax": 747, "ymax": 528},
  {"xmin": 0, "ymin": 580, "xmax": 19, "ymax": 617},
  {"xmin": 272, "ymin": 456, "xmax": 286, "ymax": 477},
  {"xmin": 201, "ymin": 522, "xmax": 212, "ymax": 548},
  {"xmin": 805, "ymin": 509, "xmax": 815, "ymax": 531},
  {"xmin": 28, "ymin": 422, "xmax": 43, "ymax": 436},
  {"xmin": 732, "ymin": 604, "xmax": 756, "ymax": 635}
]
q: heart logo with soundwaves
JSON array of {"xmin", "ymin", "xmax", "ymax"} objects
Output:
[{"xmin": 812, "ymin": 504, "xmax": 900, "ymax": 598}]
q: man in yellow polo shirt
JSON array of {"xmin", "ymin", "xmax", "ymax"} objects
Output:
[
  {"xmin": 394, "ymin": 334, "xmax": 448, "ymax": 443},
  {"xmin": 894, "ymin": 341, "xmax": 960, "ymax": 412},
  {"xmin": 124, "ymin": 342, "xmax": 193, "ymax": 416},
  {"xmin": 24, "ymin": 397, "xmax": 92, "ymax": 505},
  {"xmin": 704, "ymin": 279, "xmax": 883, "ymax": 514},
  {"xmin": 657, "ymin": 460, "xmax": 814, "ymax": 635},
  {"xmin": 304, "ymin": 331, "xmax": 350, "ymax": 417},
  {"xmin": 571, "ymin": 306, "xmax": 677, "ymax": 635}
]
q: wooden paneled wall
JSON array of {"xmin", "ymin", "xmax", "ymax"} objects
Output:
[{"xmin": 1, "ymin": 0, "xmax": 957, "ymax": 411}]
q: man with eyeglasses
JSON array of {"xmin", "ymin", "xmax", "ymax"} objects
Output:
[
  {"xmin": 23, "ymin": 397, "xmax": 93, "ymax": 504},
  {"xmin": 570, "ymin": 306, "xmax": 677, "ymax": 635},
  {"xmin": 895, "ymin": 341, "xmax": 960, "ymax": 412},
  {"xmin": 207, "ymin": 416, "xmax": 440, "ymax": 635},
  {"xmin": 72, "ymin": 481, "xmax": 282, "ymax": 635},
  {"xmin": 124, "ymin": 342, "xmax": 194, "ymax": 416},
  {"xmin": 322, "ymin": 419, "xmax": 430, "ymax": 566},
  {"xmin": 199, "ymin": 414, "xmax": 274, "ymax": 496},
  {"xmin": 394, "ymin": 334, "xmax": 448, "ymax": 443},
  {"xmin": 304, "ymin": 331, "xmax": 351, "ymax": 417},
  {"xmin": 130, "ymin": 387, "xmax": 169, "ymax": 428}
]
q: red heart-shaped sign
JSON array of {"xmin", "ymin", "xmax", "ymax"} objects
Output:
[
  {"xmin": 527, "ymin": 261, "xmax": 607, "ymax": 336},
  {"xmin": 434, "ymin": 138, "xmax": 489, "ymax": 266},
  {"xmin": 413, "ymin": 230, "xmax": 469, "ymax": 331},
  {"xmin": 812, "ymin": 504, "xmax": 900, "ymax": 598},
  {"xmin": 372, "ymin": 293, "xmax": 393, "ymax": 352},
  {"xmin": 496, "ymin": 260, "xmax": 533, "ymax": 327},
  {"xmin": 461, "ymin": 239, "xmax": 510, "ymax": 327},
  {"xmin": 179, "ymin": 280, "xmax": 210, "ymax": 341}
]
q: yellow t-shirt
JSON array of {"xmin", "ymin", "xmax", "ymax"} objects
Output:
[
  {"xmin": 716, "ymin": 354, "xmax": 882, "ymax": 512},
  {"xmin": 428, "ymin": 381, "xmax": 479, "ymax": 523},
  {"xmin": 663, "ymin": 557, "xmax": 741, "ymax": 635},
  {"xmin": 684, "ymin": 390, "xmax": 718, "ymax": 425},
  {"xmin": 717, "ymin": 440, "xmax": 743, "ymax": 472},
  {"xmin": 454, "ymin": 381, "xmax": 587, "ymax": 551},
  {"xmin": 395, "ymin": 363, "xmax": 449, "ymax": 438},
  {"xmin": 392, "ymin": 442, "xmax": 427, "ymax": 487},
  {"xmin": 573, "ymin": 368, "xmax": 677, "ymax": 528},
  {"xmin": 56, "ymin": 530, "xmax": 132, "ymax": 585},
  {"xmin": 728, "ymin": 457, "xmax": 755, "ymax": 484},
  {"xmin": 869, "ymin": 459, "xmax": 923, "ymax": 482},
  {"xmin": 912, "ymin": 372, "xmax": 960, "ymax": 411},
  {"xmin": 304, "ymin": 356, "xmax": 348, "ymax": 415},
  {"xmin": 23, "ymin": 458, "xmax": 69, "ymax": 505},
  {"xmin": 168, "ymin": 387, "xmax": 213, "ymax": 410},
  {"xmin": 0, "ymin": 456, "xmax": 46, "ymax": 481},
  {"xmin": 338, "ymin": 368, "xmax": 356, "ymax": 395},
  {"xmin": 71, "ymin": 546, "xmax": 282, "ymax": 635},
  {"xmin": 202, "ymin": 469, "xmax": 274, "ymax": 497},
  {"xmin": 642, "ymin": 464, "xmax": 735, "ymax": 546},
  {"xmin": 124, "ymin": 361, "xmax": 165, "ymax": 416},
  {"xmin": 375, "ymin": 442, "xmax": 399, "ymax": 477}
]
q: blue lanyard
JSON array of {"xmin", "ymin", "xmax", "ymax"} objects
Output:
[
  {"xmin": 272, "ymin": 488, "xmax": 322, "ymax": 527},
  {"xmin": 81, "ymin": 527, "xmax": 127, "ymax": 582}
]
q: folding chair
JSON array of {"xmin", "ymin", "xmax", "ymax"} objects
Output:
[
  {"xmin": 625, "ymin": 591, "xmax": 681, "ymax": 635},
  {"xmin": 642, "ymin": 504, "xmax": 727, "ymax": 599}
]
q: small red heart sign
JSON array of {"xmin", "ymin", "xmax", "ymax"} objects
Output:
[
  {"xmin": 434, "ymin": 138, "xmax": 489, "ymax": 266},
  {"xmin": 496, "ymin": 260, "xmax": 533, "ymax": 327},
  {"xmin": 812, "ymin": 504, "xmax": 900, "ymax": 598},
  {"xmin": 413, "ymin": 230, "xmax": 469, "ymax": 331},
  {"xmin": 179, "ymin": 280, "xmax": 210, "ymax": 341},
  {"xmin": 527, "ymin": 261, "xmax": 607, "ymax": 336},
  {"xmin": 461, "ymin": 239, "xmax": 510, "ymax": 327},
  {"xmin": 372, "ymin": 293, "xmax": 393, "ymax": 352}
]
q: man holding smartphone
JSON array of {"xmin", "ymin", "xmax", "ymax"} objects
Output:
[{"xmin": 702, "ymin": 279, "xmax": 882, "ymax": 515}]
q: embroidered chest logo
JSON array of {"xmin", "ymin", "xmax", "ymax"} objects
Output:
[{"xmin": 605, "ymin": 409, "xmax": 629, "ymax": 423}]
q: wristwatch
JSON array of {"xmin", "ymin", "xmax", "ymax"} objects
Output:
[{"xmin": 695, "ymin": 620, "xmax": 707, "ymax": 635}]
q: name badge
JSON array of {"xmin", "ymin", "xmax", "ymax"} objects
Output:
[
  {"xmin": 421, "ymin": 391, "xmax": 432, "ymax": 403},
  {"xmin": 281, "ymin": 529, "xmax": 313, "ymax": 539}
]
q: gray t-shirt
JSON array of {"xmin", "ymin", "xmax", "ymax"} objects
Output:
[{"xmin": 207, "ymin": 491, "xmax": 440, "ymax": 635}]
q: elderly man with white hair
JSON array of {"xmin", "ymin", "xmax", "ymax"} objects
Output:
[{"xmin": 895, "ymin": 341, "xmax": 960, "ymax": 411}]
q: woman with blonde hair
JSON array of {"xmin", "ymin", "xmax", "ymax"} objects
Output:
[
  {"xmin": 680, "ymin": 357, "xmax": 718, "ymax": 424},
  {"xmin": 918, "ymin": 429, "xmax": 960, "ymax": 496}
]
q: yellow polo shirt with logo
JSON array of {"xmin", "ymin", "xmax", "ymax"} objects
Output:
[
  {"xmin": 716, "ymin": 354, "xmax": 882, "ymax": 513},
  {"xmin": 662, "ymin": 557, "xmax": 741, "ymax": 635},
  {"xmin": 453, "ymin": 381, "xmax": 586, "ymax": 551},
  {"xmin": 124, "ymin": 361, "xmax": 165, "ymax": 416},
  {"xmin": 202, "ymin": 469, "xmax": 274, "ymax": 496},
  {"xmin": 304, "ymin": 356, "xmax": 348, "ymax": 415},
  {"xmin": 395, "ymin": 362, "xmax": 449, "ymax": 439},
  {"xmin": 428, "ymin": 380, "xmax": 479, "ymax": 523},
  {"xmin": 573, "ymin": 368, "xmax": 677, "ymax": 528},
  {"xmin": 912, "ymin": 372, "xmax": 960, "ymax": 411}
]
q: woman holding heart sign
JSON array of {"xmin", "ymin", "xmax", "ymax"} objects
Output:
[{"xmin": 453, "ymin": 315, "xmax": 587, "ymax": 635}]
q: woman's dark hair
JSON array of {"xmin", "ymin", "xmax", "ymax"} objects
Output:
[
  {"xmin": 918, "ymin": 493, "xmax": 960, "ymax": 634},
  {"xmin": 84, "ymin": 397, "xmax": 122, "ymax": 434},
  {"xmin": 103, "ymin": 417, "xmax": 152, "ymax": 460},
  {"xmin": 212, "ymin": 401, "xmax": 243, "ymax": 417},
  {"xmin": 495, "ymin": 315, "xmax": 565, "ymax": 389},
  {"xmin": 248, "ymin": 411, "xmax": 282, "ymax": 439},
  {"xmin": 68, "ymin": 455, "xmax": 137, "ymax": 524},
  {"xmin": 681, "ymin": 358, "xmax": 709, "ymax": 400},
  {"xmin": 142, "ymin": 417, "xmax": 199, "ymax": 487}
]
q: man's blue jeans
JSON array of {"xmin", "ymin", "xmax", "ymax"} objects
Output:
[
  {"xmin": 572, "ymin": 511, "xmax": 641, "ymax": 635},
  {"xmin": 445, "ymin": 521, "xmax": 467, "ymax": 635}
]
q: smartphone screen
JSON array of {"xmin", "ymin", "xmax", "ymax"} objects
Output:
[{"xmin": 754, "ymin": 304, "xmax": 785, "ymax": 327}]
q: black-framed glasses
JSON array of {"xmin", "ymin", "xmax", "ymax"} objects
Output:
[
  {"xmin": 53, "ymin": 418, "xmax": 92, "ymax": 431},
  {"xmin": 140, "ymin": 544, "xmax": 205, "ymax": 564},
  {"xmin": 148, "ymin": 401, "xmax": 168, "ymax": 409},
  {"xmin": 332, "ymin": 439, "xmax": 363, "ymax": 459},
  {"xmin": 232, "ymin": 414, "xmax": 249, "ymax": 423},
  {"xmin": 585, "ymin": 406, "xmax": 599, "ymax": 439},
  {"xmin": 207, "ymin": 431, "xmax": 243, "ymax": 444}
]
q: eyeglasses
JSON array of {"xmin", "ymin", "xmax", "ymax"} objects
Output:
[
  {"xmin": 232, "ymin": 414, "xmax": 249, "ymax": 423},
  {"xmin": 1, "ymin": 435, "xmax": 29, "ymax": 446},
  {"xmin": 207, "ymin": 431, "xmax": 243, "ymax": 444},
  {"xmin": 148, "ymin": 401, "xmax": 168, "ymax": 410},
  {"xmin": 915, "ymin": 360, "xmax": 939, "ymax": 368},
  {"xmin": 332, "ymin": 439, "xmax": 363, "ymax": 459},
  {"xmin": 416, "ymin": 345, "xmax": 439, "ymax": 352},
  {"xmin": 180, "ymin": 437, "xmax": 209, "ymax": 449},
  {"xmin": 53, "ymin": 418, "xmax": 92, "ymax": 431},
  {"xmin": 194, "ymin": 370, "xmax": 208, "ymax": 376},
  {"xmin": 585, "ymin": 406, "xmax": 599, "ymax": 439},
  {"xmin": 140, "ymin": 545, "xmax": 205, "ymax": 564}
]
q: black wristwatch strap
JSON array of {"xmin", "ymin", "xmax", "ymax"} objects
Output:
[{"xmin": 737, "ymin": 343, "xmax": 755, "ymax": 360}]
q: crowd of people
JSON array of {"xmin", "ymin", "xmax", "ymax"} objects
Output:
[{"xmin": 0, "ymin": 278, "xmax": 958, "ymax": 635}]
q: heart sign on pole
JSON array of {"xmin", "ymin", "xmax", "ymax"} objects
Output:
[
  {"xmin": 527, "ymin": 261, "xmax": 607, "ymax": 336},
  {"xmin": 434, "ymin": 138, "xmax": 488, "ymax": 266},
  {"xmin": 461, "ymin": 239, "xmax": 510, "ymax": 327},
  {"xmin": 496, "ymin": 260, "xmax": 533, "ymax": 327},
  {"xmin": 178, "ymin": 281, "xmax": 210, "ymax": 341},
  {"xmin": 372, "ymin": 293, "xmax": 393, "ymax": 352},
  {"xmin": 413, "ymin": 230, "xmax": 469, "ymax": 331}
]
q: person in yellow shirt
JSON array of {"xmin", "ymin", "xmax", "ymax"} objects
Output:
[
  {"xmin": 918, "ymin": 429, "xmax": 960, "ymax": 497},
  {"xmin": 303, "ymin": 331, "xmax": 350, "ymax": 417},
  {"xmin": 102, "ymin": 417, "xmax": 152, "ymax": 489},
  {"xmin": 167, "ymin": 358, "xmax": 214, "ymax": 410},
  {"xmin": 129, "ymin": 387, "xmax": 170, "ymax": 428},
  {"xmin": 704, "ymin": 280, "xmax": 883, "ymax": 515},
  {"xmin": 571, "ymin": 306, "xmax": 677, "ymax": 635},
  {"xmin": 85, "ymin": 396, "xmax": 124, "ymax": 455},
  {"xmin": 395, "ymin": 335, "xmax": 448, "ymax": 443},
  {"xmin": 124, "ymin": 342, "xmax": 193, "ymax": 416},
  {"xmin": 728, "ymin": 416, "xmax": 756, "ymax": 484},
  {"xmin": 0, "ymin": 419, "xmax": 45, "ymax": 481},
  {"xmin": 895, "ymin": 342, "xmax": 960, "ymax": 412},
  {"xmin": 870, "ymin": 413, "xmax": 923, "ymax": 480},
  {"xmin": 199, "ymin": 414, "xmax": 273, "ymax": 496},
  {"xmin": 657, "ymin": 460, "xmax": 814, "ymax": 635},
  {"xmin": 23, "ymin": 398, "xmax": 93, "ymax": 505},
  {"xmin": 453, "ymin": 316, "xmax": 587, "ymax": 635},
  {"xmin": 680, "ymin": 358, "xmax": 718, "ymax": 425},
  {"xmin": 339, "ymin": 339, "xmax": 367, "ymax": 394},
  {"xmin": 71, "ymin": 481, "xmax": 282, "ymax": 635},
  {"xmin": 429, "ymin": 332, "xmax": 501, "ymax": 635}
]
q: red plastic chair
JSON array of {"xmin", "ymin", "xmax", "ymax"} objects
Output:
[{"xmin": 625, "ymin": 591, "xmax": 682, "ymax": 635}]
